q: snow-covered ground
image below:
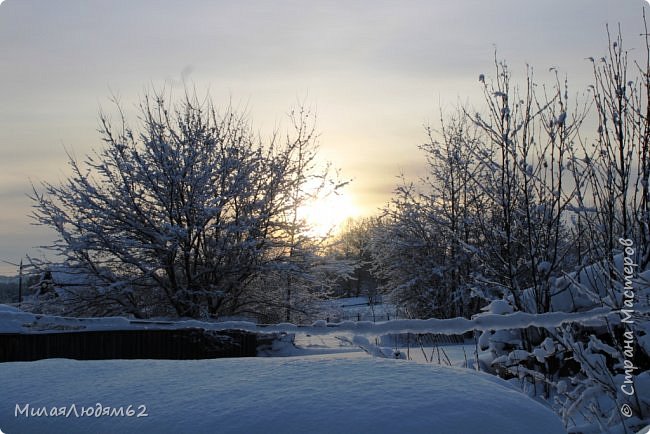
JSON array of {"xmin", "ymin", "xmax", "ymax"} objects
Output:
[
  {"xmin": 315, "ymin": 296, "xmax": 400, "ymax": 322},
  {"xmin": 9, "ymin": 304, "xmax": 634, "ymax": 432},
  {"xmin": 291, "ymin": 332, "xmax": 479, "ymax": 367},
  {"xmin": 0, "ymin": 356, "xmax": 566, "ymax": 434}
]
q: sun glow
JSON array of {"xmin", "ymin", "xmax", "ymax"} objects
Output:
[{"xmin": 299, "ymin": 189, "xmax": 360, "ymax": 238}]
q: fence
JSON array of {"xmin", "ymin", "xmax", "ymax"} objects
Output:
[{"xmin": 0, "ymin": 328, "xmax": 278, "ymax": 363}]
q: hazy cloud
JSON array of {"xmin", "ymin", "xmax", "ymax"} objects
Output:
[{"xmin": 0, "ymin": 0, "xmax": 646, "ymax": 273}]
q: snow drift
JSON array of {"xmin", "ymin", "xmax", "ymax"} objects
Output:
[{"xmin": 0, "ymin": 357, "xmax": 566, "ymax": 434}]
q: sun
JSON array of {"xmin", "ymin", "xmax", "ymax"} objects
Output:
[{"xmin": 299, "ymin": 189, "xmax": 360, "ymax": 237}]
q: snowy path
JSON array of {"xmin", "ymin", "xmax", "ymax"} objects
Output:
[
  {"xmin": 293, "ymin": 333, "xmax": 353, "ymax": 349},
  {"xmin": 292, "ymin": 331, "xmax": 480, "ymax": 368}
]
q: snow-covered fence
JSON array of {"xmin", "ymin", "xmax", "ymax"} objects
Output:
[
  {"xmin": 203, "ymin": 306, "xmax": 621, "ymax": 337},
  {"xmin": 337, "ymin": 312, "xmax": 394, "ymax": 322},
  {"xmin": 1, "ymin": 303, "xmax": 625, "ymax": 338},
  {"xmin": 373, "ymin": 332, "xmax": 466, "ymax": 349}
]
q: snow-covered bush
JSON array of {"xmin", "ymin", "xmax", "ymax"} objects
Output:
[
  {"xmin": 474, "ymin": 23, "xmax": 650, "ymax": 433},
  {"xmin": 477, "ymin": 262, "xmax": 650, "ymax": 432},
  {"xmin": 375, "ymin": 18, "xmax": 650, "ymax": 434}
]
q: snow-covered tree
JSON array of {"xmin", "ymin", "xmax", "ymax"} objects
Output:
[
  {"xmin": 328, "ymin": 217, "xmax": 381, "ymax": 299},
  {"xmin": 370, "ymin": 181, "xmax": 451, "ymax": 318},
  {"xmin": 370, "ymin": 141, "xmax": 482, "ymax": 320},
  {"xmin": 30, "ymin": 90, "xmax": 341, "ymax": 319}
]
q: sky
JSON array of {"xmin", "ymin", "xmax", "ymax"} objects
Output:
[{"xmin": 0, "ymin": 0, "xmax": 646, "ymax": 274}]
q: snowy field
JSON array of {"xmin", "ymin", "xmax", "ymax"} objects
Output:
[
  {"xmin": 315, "ymin": 296, "xmax": 400, "ymax": 322},
  {"xmin": 0, "ymin": 356, "xmax": 566, "ymax": 434}
]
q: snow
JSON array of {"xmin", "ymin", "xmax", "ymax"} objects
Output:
[
  {"xmin": 315, "ymin": 296, "xmax": 399, "ymax": 322},
  {"xmin": 522, "ymin": 253, "xmax": 650, "ymax": 314},
  {"xmin": 0, "ymin": 356, "xmax": 566, "ymax": 434},
  {"xmin": 533, "ymin": 337, "xmax": 556, "ymax": 363},
  {"xmin": 638, "ymin": 424, "xmax": 650, "ymax": 434},
  {"xmin": 388, "ymin": 341, "xmax": 482, "ymax": 367},
  {"xmin": 0, "ymin": 304, "xmax": 20, "ymax": 313},
  {"xmin": 481, "ymin": 299, "xmax": 514, "ymax": 315},
  {"xmin": 258, "ymin": 333, "xmax": 368, "ymax": 357},
  {"xmin": 293, "ymin": 333, "xmax": 480, "ymax": 368},
  {"xmin": 0, "ymin": 304, "xmax": 618, "ymax": 337}
]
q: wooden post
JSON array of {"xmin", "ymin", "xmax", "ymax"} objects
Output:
[{"xmin": 18, "ymin": 259, "xmax": 23, "ymax": 304}]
